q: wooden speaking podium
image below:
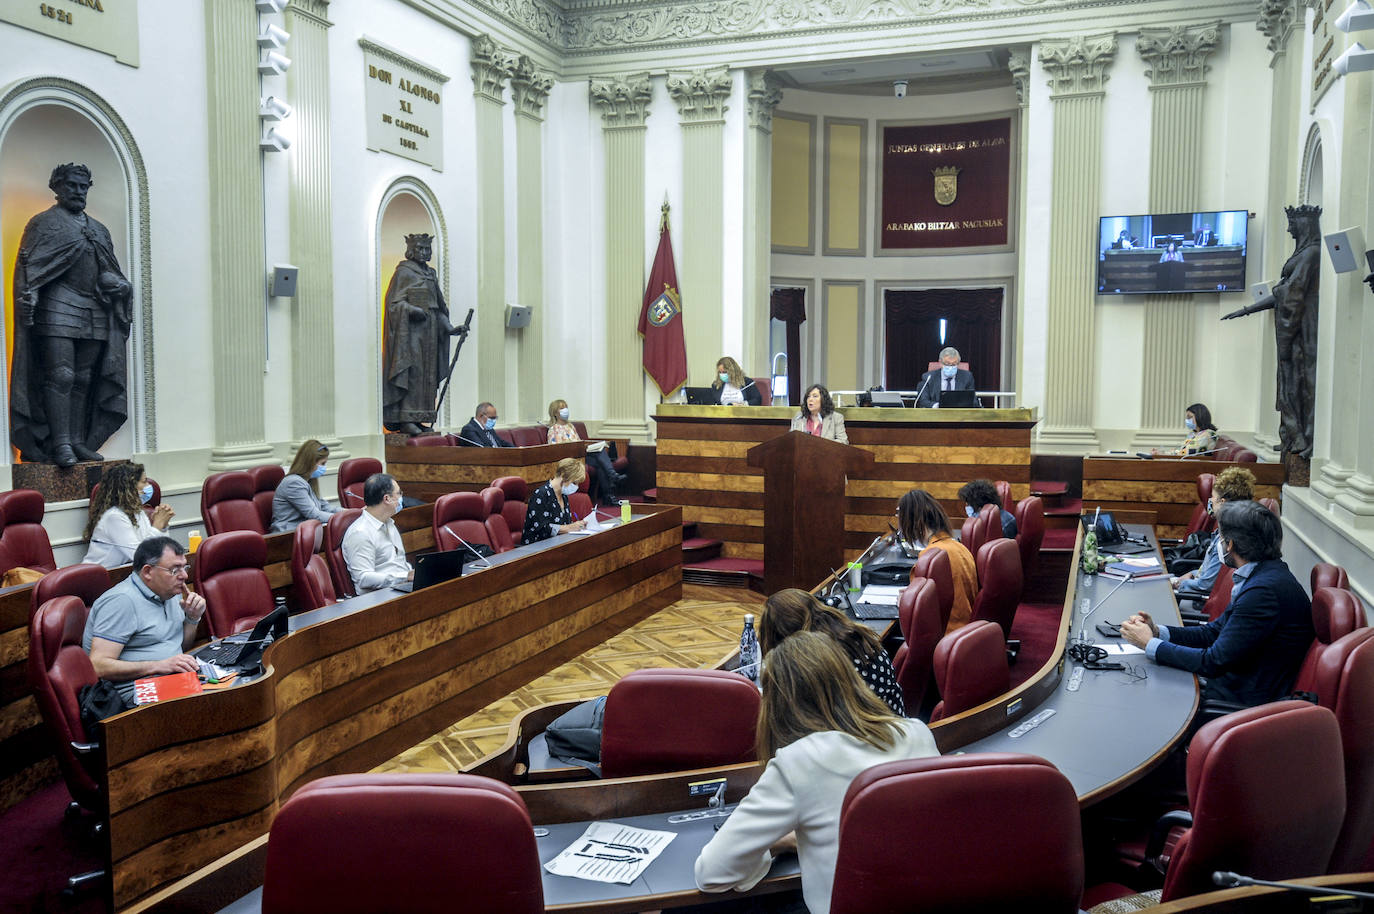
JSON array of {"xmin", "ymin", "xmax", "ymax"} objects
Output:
[{"xmin": 747, "ymin": 431, "xmax": 875, "ymax": 595}]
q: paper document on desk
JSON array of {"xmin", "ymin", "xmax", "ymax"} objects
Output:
[
  {"xmin": 544, "ymin": 821, "xmax": 676, "ymax": 884},
  {"xmin": 859, "ymin": 584, "xmax": 905, "ymax": 605},
  {"xmin": 1097, "ymin": 642, "xmax": 1145, "ymax": 655}
]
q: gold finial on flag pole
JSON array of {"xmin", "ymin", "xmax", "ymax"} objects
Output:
[{"xmin": 660, "ymin": 192, "xmax": 670, "ymax": 230}]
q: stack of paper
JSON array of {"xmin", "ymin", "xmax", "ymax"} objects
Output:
[{"xmin": 1100, "ymin": 556, "xmax": 1165, "ymax": 579}]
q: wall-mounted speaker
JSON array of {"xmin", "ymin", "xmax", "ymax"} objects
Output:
[
  {"xmin": 505, "ymin": 304, "xmax": 533, "ymax": 329},
  {"xmin": 269, "ymin": 264, "xmax": 299, "ymax": 297}
]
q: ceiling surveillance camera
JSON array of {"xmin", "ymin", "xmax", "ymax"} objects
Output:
[{"xmin": 893, "ymin": 80, "xmax": 908, "ymax": 99}]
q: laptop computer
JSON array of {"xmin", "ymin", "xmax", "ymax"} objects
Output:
[
  {"xmin": 938, "ymin": 389, "xmax": 979, "ymax": 409},
  {"xmin": 392, "ymin": 549, "xmax": 467, "ymax": 593},
  {"xmin": 869, "ymin": 390, "xmax": 906, "ymax": 408},
  {"xmin": 194, "ymin": 602, "xmax": 289, "ymax": 670},
  {"xmin": 684, "ymin": 387, "xmax": 718, "ymax": 406}
]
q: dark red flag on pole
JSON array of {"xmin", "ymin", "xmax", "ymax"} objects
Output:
[{"xmin": 638, "ymin": 202, "xmax": 688, "ymax": 396}]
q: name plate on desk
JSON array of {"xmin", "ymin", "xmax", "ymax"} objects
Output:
[{"xmin": 359, "ymin": 37, "xmax": 448, "ymax": 169}]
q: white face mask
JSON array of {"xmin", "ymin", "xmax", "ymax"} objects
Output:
[
  {"xmin": 561, "ymin": 482, "xmax": 578, "ymax": 496},
  {"xmin": 559, "ymin": 407, "xmax": 570, "ymax": 421}
]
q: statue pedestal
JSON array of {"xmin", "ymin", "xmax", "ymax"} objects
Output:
[
  {"xmin": 12, "ymin": 459, "xmax": 128, "ymax": 502},
  {"xmin": 384, "ymin": 433, "xmax": 411, "ymax": 448},
  {"xmin": 1284, "ymin": 452, "xmax": 1310, "ymax": 488}
]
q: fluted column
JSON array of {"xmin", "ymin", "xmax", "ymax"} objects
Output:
[
  {"xmin": 1037, "ymin": 34, "xmax": 1117, "ymax": 452},
  {"xmin": 592, "ymin": 74, "xmax": 653, "ymax": 441},
  {"xmin": 668, "ymin": 67, "xmax": 732, "ymax": 381},
  {"xmin": 1130, "ymin": 22, "xmax": 1221, "ymax": 450},
  {"xmin": 470, "ymin": 35, "xmax": 518, "ymax": 415},
  {"xmin": 1008, "ymin": 50, "xmax": 1031, "ymax": 403},
  {"xmin": 285, "ymin": 0, "xmax": 342, "ymax": 454},
  {"xmin": 511, "ymin": 56, "xmax": 553, "ymax": 424},
  {"xmin": 744, "ymin": 71, "xmax": 783, "ymax": 372},
  {"xmin": 205, "ymin": 0, "xmax": 272, "ymax": 468}
]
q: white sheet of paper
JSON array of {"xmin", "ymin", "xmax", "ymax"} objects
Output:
[
  {"xmin": 1098, "ymin": 642, "xmax": 1145, "ymax": 655},
  {"xmin": 544, "ymin": 821, "xmax": 676, "ymax": 884},
  {"xmin": 859, "ymin": 584, "xmax": 905, "ymax": 605}
]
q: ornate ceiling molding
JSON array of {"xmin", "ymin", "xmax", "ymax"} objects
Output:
[
  {"xmin": 511, "ymin": 55, "xmax": 556, "ymax": 119},
  {"xmin": 590, "ymin": 72, "xmax": 654, "ymax": 127},
  {"xmin": 470, "ymin": 33, "xmax": 521, "ymax": 102},
  {"xmin": 1137, "ymin": 20, "xmax": 1221, "ymax": 87},
  {"xmin": 1008, "ymin": 48, "xmax": 1031, "ymax": 105},
  {"xmin": 666, "ymin": 66, "xmax": 732, "ymax": 123},
  {"xmin": 746, "ymin": 70, "xmax": 783, "ymax": 131},
  {"xmin": 1256, "ymin": 0, "xmax": 1303, "ymax": 53},
  {"xmin": 1040, "ymin": 32, "xmax": 1117, "ymax": 96}
]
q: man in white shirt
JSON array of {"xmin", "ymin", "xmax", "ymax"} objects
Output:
[{"xmin": 341, "ymin": 473, "xmax": 414, "ymax": 593}]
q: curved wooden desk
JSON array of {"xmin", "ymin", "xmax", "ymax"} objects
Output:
[{"xmin": 387, "ymin": 441, "xmax": 587, "ymax": 501}]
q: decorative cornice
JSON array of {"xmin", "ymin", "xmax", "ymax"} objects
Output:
[
  {"xmin": 285, "ymin": 0, "xmax": 332, "ymax": 29},
  {"xmin": 470, "ymin": 33, "xmax": 520, "ymax": 102},
  {"xmin": 511, "ymin": 55, "xmax": 555, "ymax": 119},
  {"xmin": 746, "ymin": 70, "xmax": 783, "ymax": 131},
  {"xmin": 590, "ymin": 72, "xmax": 654, "ymax": 127},
  {"xmin": 1040, "ymin": 32, "xmax": 1117, "ymax": 96},
  {"xmin": 1137, "ymin": 21, "xmax": 1221, "ymax": 87},
  {"xmin": 1008, "ymin": 48, "xmax": 1031, "ymax": 105},
  {"xmin": 1256, "ymin": 0, "xmax": 1302, "ymax": 53},
  {"xmin": 358, "ymin": 37, "xmax": 450, "ymax": 86},
  {"xmin": 666, "ymin": 66, "xmax": 732, "ymax": 124},
  {"xmin": 461, "ymin": 0, "xmax": 567, "ymax": 50}
]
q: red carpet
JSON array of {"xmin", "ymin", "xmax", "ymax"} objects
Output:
[
  {"xmin": 0, "ymin": 781, "xmax": 104, "ymax": 914},
  {"xmin": 1009, "ymin": 601, "xmax": 1066, "ymax": 689}
]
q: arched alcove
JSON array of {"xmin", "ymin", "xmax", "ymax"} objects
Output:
[
  {"xmin": 0, "ymin": 79, "xmax": 154, "ymax": 463},
  {"xmin": 1300, "ymin": 123, "xmax": 1323, "ymax": 208}
]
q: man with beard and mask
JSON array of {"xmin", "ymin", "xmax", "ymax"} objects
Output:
[
  {"xmin": 10, "ymin": 163, "xmax": 132, "ymax": 467},
  {"xmin": 1121, "ymin": 499, "xmax": 1313, "ymax": 707}
]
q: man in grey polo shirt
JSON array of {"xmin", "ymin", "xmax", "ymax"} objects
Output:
[{"xmin": 83, "ymin": 536, "xmax": 208, "ymax": 701}]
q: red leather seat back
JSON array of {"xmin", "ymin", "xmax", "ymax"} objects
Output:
[
  {"xmin": 960, "ymin": 503, "xmax": 1003, "ymax": 567},
  {"xmin": 485, "ymin": 515, "xmax": 514, "ymax": 553},
  {"xmin": 893, "ymin": 578, "xmax": 943, "ymax": 714},
  {"xmin": 494, "ymin": 429, "xmax": 515, "ymax": 446},
  {"xmin": 194, "ymin": 531, "xmax": 273, "ymax": 637},
  {"xmin": 570, "ymin": 492, "xmax": 593, "ymax": 520},
  {"xmin": 262, "ymin": 773, "xmax": 543, "ymax": 914},
  {"xmin": 434, "ymin": 492, "xmax": 491, "ymax": 551},
  {"xmin": 911, "ymin": 548, "xmax": 955, "ymax": 632},
  {"xmin": 337, "ymin": 458, "xmax": 382, "ymax": 509},
  {"xmin": 1296, "ymin": 587, "xmax": 1366, "ymax": 686},
  {"xmin": 509, "ymin": 426, "xmax": 545, "ymax": 447},
  {"xmin": 201, "ymin": 471, "xmax": 265, "ymax": 536},
  {"xmin": 601, "ymin": 669, "xmax": 759, "ymax": 778},
  {"xmin": 27, "ymin": 595, "xmax": 101, "ymax": 811},
  {"xmin": 325, "ymin": 510, "xmax": 361, "ymax": 598},
  {"xmin": 492, "ymin": 476, "xmax": 528, "ymax": 544},
  {"xmin": 930, "ymin": 620, "xmax": 1008, "ymax": 722},
  {"xmin": 971, "ymin": 538, "xmax": 1023, "ymax": 639},
  {"xmin": 250, "ymin": 464, "xmax": 285, "ymax": 532},
  {"xmin": 1185, "ymin": 473, "xmax": 1217, "ymax": 538},
  {"xmin": 1202, "ymin": 563, "xmax": 1234, "ymax": 621},
  {"xmin": 1163, "ymin": 700, "xmax": 1345, "ymax": 901},
  {"xmin": 755, "ymin": 380, "xmax": 772, "ymax": 406},
  {"xmin": 479, "ymin": 486, "xmax": 504, "ymax": 518},
  {"xmin": 833, "ymin": 754, "xmax": 1083, "ymax": 914},
  {"xmin": 0, "ymin": 489, "xmax": 57, "ymax": 573},
  {"xmin": 31, "ymin": 563, "xmax": 112, "ymax": 616},
  {"xmin": 1234, "ymin": 448, "xmax": 1258, "ymax": 463},
  {"xmin": 291, "ymin": 520, "xmax": 337, "ymax": 612},
  {"xmin": 1013, "ymin": 496, "xmax": 1045, "ymax": 584},
  {"xmin": 926, "ymin": 360, "xmax": 970, "ymax": 371},
  {"xmin": 1308, "ymin": 630, "xmax": 1374, "ymax": 872},
  {"xmin": 993, "ymin": 479, "xmax": 1013, "ymax": 511},
  {"xmin": 404, "ymin": 434, "xmax": 450, "ymax": 447},
  {"xmin": 1259, "ymin": 496, "xmax": 1280, "ymax": 516},
  {"xmin": 1312, "ymin": 563, "xmax": 1350, "ymax": 593}
]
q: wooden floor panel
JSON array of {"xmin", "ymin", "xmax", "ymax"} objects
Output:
[{"xmin": 375, "ymin": 585, "xmax": 765, "ymax": 774}]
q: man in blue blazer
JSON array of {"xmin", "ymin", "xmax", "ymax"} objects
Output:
[
  {"xmin": 1121, "ymin": 500, "xmax": 1313, "ymax": 707},
  {"xmin": 915, "ymin": 347, "xmax": 977, "ymax": 408}
]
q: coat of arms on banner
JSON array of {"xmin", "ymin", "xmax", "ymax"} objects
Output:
[
  {"xmin": 932, "ymin": 165, "xmax": 961, "ymax": 206},
  {"xmin": 647, "ymin": 286, "xmax": 681, "ymax": 327}
]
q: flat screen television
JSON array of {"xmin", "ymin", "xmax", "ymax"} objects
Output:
[{"xmin": 1097, "ymin": 210, "xmax": 1248, "ymax": 295}]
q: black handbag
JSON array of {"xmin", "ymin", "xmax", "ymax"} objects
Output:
[{"xmin": 78, "ymin": 679, "xmax": 134, "ymax": 738}]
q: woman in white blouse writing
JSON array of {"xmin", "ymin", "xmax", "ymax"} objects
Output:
[{"xmin": 83, "ymin": 462, "xmax": 174, "ymax": 568}]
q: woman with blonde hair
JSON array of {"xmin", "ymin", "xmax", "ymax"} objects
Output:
[
  {"xmin": 547, "ymin": 398, "xmax": 625, "ymax": 504},
  {"xmin": 270, "ymin": 439, "xmax": 339, "ymax": 533},
  {"xmin": 523, "ymin": 457, "xmax": 588, "ymax": 544},
  {"xmin": 695, "ymin": 632, "xmax": 937, "ymax": 913},
  {"xmin": 83, "ymin": 462, "xmax": 174, "ymax": 568},
  {"xmin": 711, "ymin": 356, "xmax": 762, "ymax": 406}
]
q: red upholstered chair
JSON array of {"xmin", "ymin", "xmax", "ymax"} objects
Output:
[
  {"xmin": 755, "ymin": 380, "xmax": 772, "ymax": 406},
  {"xmin": 911, "ymin": 547, "xmax": 955, "ymax": 632},
  {"xmin": 1185, "ymin": 474, "xmax": 1218, "ymax": 538},
  {"xmin": 1233, "ymin": 447, "xmax": 1259, "ymax": 463},
  {"xmin": 1200, "ymin": 563, "xmax": 1234, "ymax": 622},
  {"xmin": 926, "ymin": 360, "xmax": 970, "ymax": 371},
  {"xmin": 200, "ymin": 470, "xmax": 265, "ymax": 536},
  {"xmin": 478, "ymin": 486, "xmax": 503, "ymax": 518},
  {"xmin": 325, "ymin": 509, "xmax": 361, "ymax": 599},
  {"xmin": 600, "ymin": 669, "xmax": 759, "ymax": 778},
  {"xmin": 1293, "ymin": 587, "xmax": 1367, "ymax": 687},
  {"xmin": 1312, "ymin": 563, "xmax": 1350, "ymax": 593},
  {"xmin": 0, "ymin": 489, "xmax": 57, "ymax": 573},
  {"xmin": 892, "ymin": 578, "xmax": 943, "ymax": 715},
  {"xmin": 930, "ymin": 620, "xmax": 1009, "ymax": 722},
  {"xmin": 971, "ymin": 538, "xmax": 1023, "ymax": 640},
  {"xmin": 960, "ymin": 503, "xmax": 1003, "ymax": 569},
  {"xmin": 569, "ymin": 491, "xmax": 593, "ymax": 520},
  {"xmin": 337, "ymin": 457, "xmax": 382, "ymax": 509},
  {"xmin": 262, "ymin": 773, "xmax": 543, "ymax": 914},
  {"xmin": 1157, "ymin": 701, "xmax": 1345, "ymax": 901},
  {"xmin": 433, "ymin": 492, "xmax": 491, "ymax": 552},
  {"xmin": 403, "ymin": 434, "xmax": 450, "ymax": 447},
  {"xmin": 832, "ymin": 754, "xmax": 1083, "ymax": 914},
  {"xmin": 1259, "ymin": 496, "xmax": 1280, "ymax": 515},
  {"xmin": 494, "ymin": 428, "xmax": 516, "ymax": 446},
  {"xmin": 194, "ymin": 531, "xmax": 274, "ymax": 636},
  {"xmin": 250, "ymin": 464, "xmax": 285, "ymax": 532},
  {"xmin": 480, "ymin": 487, "xmax": 514, "ymax": 553},
  {"xmin": 291, "ymin": 520, "xmax": 337, "ymax": 612},
  {"xmin": 993, "ymin": 479, "xmax": 1013, "ymax": 512},
  {"xmin": 492, "ymin": 476, "xmax": 528, "ymax": 545},
  {"xmin": 509, "ymin": 426, "xmax": 546, "ymax": 447},
  {"xmin": 31, "ymin": 563, "xmax": 111, "ymax": 617},
  {"xmin": 1013, "ymin": 496, "xmax": 1045, "ymax": 587},
  {"xmin": 28, "ymin": 595, "xmax": 102, "ymax": 814}
]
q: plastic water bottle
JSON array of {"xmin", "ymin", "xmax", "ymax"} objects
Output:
[
  {"xmin": 1082, "ymin": 528, "xmax": 1100, "ymax": 575},
  {"xmin": 738, "ymin": 614, "xmax": 760, "ymax": 683}
]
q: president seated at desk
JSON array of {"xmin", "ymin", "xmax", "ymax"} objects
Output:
[{"xmin": 914, "ymin": 346, "xmax": 978, "ymax": 409}]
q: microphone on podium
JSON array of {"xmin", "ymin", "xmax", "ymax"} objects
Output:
[{"xmin": 913, "ymin": 373, "xmax": 933, "ymax": 407}]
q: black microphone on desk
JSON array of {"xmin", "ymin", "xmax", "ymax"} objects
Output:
[
  {"xmin": 443, "ymin": 526, "xmax": 493, "ymax": 567},
  {"xmin": 1212, "ymin": 872, "xmax": 1374, "ymax": 901}
]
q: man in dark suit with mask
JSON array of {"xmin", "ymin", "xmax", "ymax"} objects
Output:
[
  {"xmin": 456, "ymin": 401, "xmax": 514, "ymax": 447},
  {"xmin": 915, "ymin": 347, "xmax": 977, "ymax": 408}
]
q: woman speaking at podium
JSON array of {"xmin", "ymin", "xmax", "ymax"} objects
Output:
[{"xmin": 789, "ymin": 384, "xmax": 848, "ymax": 443}]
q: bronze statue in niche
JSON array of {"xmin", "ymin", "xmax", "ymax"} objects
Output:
[
  {"xmin": 381, "ymin": 233, "xmax": 465, "ymax": 436},
  {"xmin": 10, "ymin": 163, "xmax": 131, "ymax": 468}
]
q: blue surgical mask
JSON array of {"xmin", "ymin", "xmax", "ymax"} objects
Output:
[
  {"xmin": 311, "ymin": 465, "xmax": 327, "ymax": 479},
  {"xmin": 140, "ymin": 484, "xmax": 154, "ymax": 504},
  {"xmin": 1186, "ymin": 417, "xmax": 1197, "ymax": 431},
  {"xmin": 965, "ymin": 505, "xmax": 975, "ymax": 518},
  {"xmin": 941, "ymin": 364, "xmax": 957, "ymax": 379},
  {"xmin": 719, "ymin": 372, "xmax": 731, "ymax": 383},
  {"xmin": 559, "ymin": 407, "xmax": 570, "ymax": 421},
  {"xmin": 484, "ymin": 417, "xmax": 496, "ymax": 430},
  {"xmin": 561, "ymin": 483, "xmax": 578, "ymax": 496}
]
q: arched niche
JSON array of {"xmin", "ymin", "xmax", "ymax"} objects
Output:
[
  {"xmin": 375, "ymin": 178, "xmax": 448, "ymax": 429},
  {"xmin": 0, "ymin": 79, "xmax": 154, "ymax": 464},
  {"xmin": 1300, "ymin": 122, "xmax": 1323, "ymax": 207}
]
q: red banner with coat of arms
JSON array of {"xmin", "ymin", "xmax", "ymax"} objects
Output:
[
  {"xmin": 637, "ymin": 207, "xmax": 688, "ymax": 396},
  {"xmin": 880, "ymin": 117, "xmax": 1012, "ymax": 249}
]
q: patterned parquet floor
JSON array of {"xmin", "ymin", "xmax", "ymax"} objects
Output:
[{"xmin": 375, "ymin": 584, "xmax": 765, "ymax": 775}]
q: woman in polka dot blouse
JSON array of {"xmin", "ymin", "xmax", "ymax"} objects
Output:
[{"xmin": 522, "ymin": 457, "xmax": 589, "ymax": 545}]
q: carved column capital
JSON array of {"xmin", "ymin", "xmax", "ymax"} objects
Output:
[
  {"xmin": 666, "ymin": 66, "xmax": 732, "ymax": 124},
  {"xmin": 1137, "ymin": 21, "xmax": 1222, "ymax": 87},
  {"xmin": 590, "ymin": 73, "xmax": 653, "ymax": 128},
  {"xmin": 1040, "ymin": 33, "xmax": 1118, "ymax": 97},
  {"xmin": 1257, "ymin": 0, "xmax": 1303, "ymax": 53},
  {"xmin": 285, "ymin": 0, "xmax": 331, "ymax": 28},
  {"xmin": 470, "ymin": 33, "xmax": 519, "ymax": 103},
  {"xmin": 511, "ymin": 55, "xmax": 554, "ymax": 121},
  {"xmin": 746, "ymin": 70, "xmax": 784, "ymax": 131},
  {"xmin": 1008, "ymin": 49, "xmax": 1032, "ymax": 106}
]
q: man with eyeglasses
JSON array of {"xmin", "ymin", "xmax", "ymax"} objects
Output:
[
  {"xmin": 83, "ymin": 536, "xmax": 207, "ymax": 703},
  {"xmin": 341, "ymin": 472, "xmax": 415, "ymax": 593},
  {"xmin": 456, "ymin": 401, "xmax": 514, "ymax": 448}
]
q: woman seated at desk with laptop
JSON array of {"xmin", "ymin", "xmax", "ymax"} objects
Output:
[{"xmin": 712, "ymin": 356, "xmax": 762, "ymax": 406}]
